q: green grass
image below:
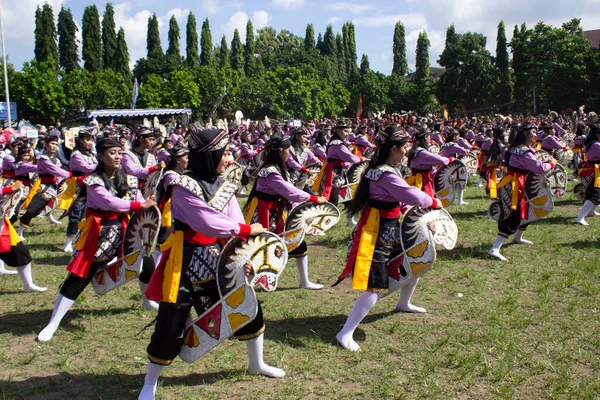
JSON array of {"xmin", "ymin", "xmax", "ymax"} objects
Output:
[{"xmin": 1, "ymin": 180, "xmax": 600, "ymax": 399}]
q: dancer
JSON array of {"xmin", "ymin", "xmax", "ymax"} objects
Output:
[
  {"xmin": 406, "ymin": 128, "xmax": 452, "ymax": 199},
  {"xmin": 440, "ymin": 129, "xmax": 469, "ymax": 204},
  {"xmin": 61, "ymin": 130, "xmax": 98, "ymax": 252},
  {"xmin": 335, "ymin": 125, "xmax": 441, "ymax": 352},
  {"xmin": 139, "ymin": 127, "xmax": 284, "ymax": 400},
  {"xmin": 575, "ymin": 123, "xmax": 600, "ymax": 225},
  {"xmin": 19, "ymin": 135, "xmax": 69, "ymax": 238},
  {"xmin": 243, "ymin": 135, "xmax": 327, "ymax": 290},
  {"xmin": 488, "ymin": 125, "xmax": 555, "ymax": 261},
  {"xmin": 482, "ymin": 128, "xmax": 506, "ymax": 199},
  {"xmin": 37, "ymin": 138, "xmax": 157, "ymax": 342}
]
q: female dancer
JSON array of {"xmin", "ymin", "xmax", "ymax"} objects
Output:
[
  {"xmin": 335, "ymin": 125, "xmax": 441, "ymax": 352},
  {"xmin": 575, "ymin": 123, "xmax": 600, "ymax": 225},
  {"xmin": 243, "ymin": 135, "xmax": 327, "ymax": 290},
  {"xmin": 488, "ymin": 125, "xmax": 555, "ymax": 261},
  {"xmin": 37, "ymin": 138, "xmax": 157, "ymax": 342},
  {"xmin": 140, "ymin": 127, "xmax": 283, "ymax": 400},
  {"xmin": 406, "ymin": 128, "xmax": 452, "ymax": 199},
  {"xmin": 62, "ymin": 130, "xmax": 98, "ymax": 252},
  {"xmin": 18, "ymin": 135, "xmax": 69, "ymax": 238},
  {"xmin": 482, "ymin": 127, "xmax": 506, "ymax": 199}
]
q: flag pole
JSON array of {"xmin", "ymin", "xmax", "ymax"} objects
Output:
[{"xmin": 0, "ymin": 0, "xmax": 11, "ymax": 128}]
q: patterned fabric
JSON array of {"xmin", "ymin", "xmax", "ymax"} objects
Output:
[
  {"xmin": 182, "ymin": 243, "xmax": 221, "ymax": 289},
  {"xmin": 365, "ymin": 164, "xmax": 397, "ymax": 182},
  {"xmin": 71, "ymin": 224, "xmax": 122, "ymax": 263}
]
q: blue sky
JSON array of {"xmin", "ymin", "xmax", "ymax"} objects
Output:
[{"xmin": 3, "ymin": 0, "xmax": 600, "ymax": 74}]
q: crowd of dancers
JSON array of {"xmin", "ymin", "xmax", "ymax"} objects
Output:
[{"xmin": 0, "ymin": 109, "xmax": 598, "ymax": 399}]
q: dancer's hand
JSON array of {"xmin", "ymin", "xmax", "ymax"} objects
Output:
[
  {"xmin": 317, "ymin": 196, "xmax": 327, "ymax": 204},
  {"xmin": 249, "ymin": 223, "xmax": 266, "ymax": 236},
  {"xmin": 433, "ymin": 198, "xmax": 443, "ymax": 208},
  {"xmin": 244, "ymin": 261, "xmax": 253, "ymax": 277},
  {"xmin": 141, "ymin": 200, "xmax": 157, "ymax": 209},
  {"xmin": 157, "ymin": 161, "xmax": 166, "ymax": 170},
  {"xmin": 12, "ymin": 181, "xmax": 24, "ymax": 191}
]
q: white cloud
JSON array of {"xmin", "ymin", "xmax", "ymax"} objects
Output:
[
  {"xmin": 2, "ymin": 0, "xmax": 64, "ymax": 42},
  {"xmin": 221, "ymin": 11, "xmax": 249, "ymax": 42},
  {"xmin": 203, "ymin": 0, "xmax": 219, "ymax": 14},
  {"xmin": 353, "ymin": 13, "xmax": 428, "ymax": 29},
  {"xmin": 326, "ymin": 2, "xmax": 376, "ymax": 15},
  {"xmin": 271, "ymin": 0, "xmax": 304, "ymax": 9},
  {"xmin": 327, "ymin": 16, "xmax": 342, "ymax": 24},
  {"xmin": 252, "ymin": 11, "xmax": 272, "ymax": 29}
]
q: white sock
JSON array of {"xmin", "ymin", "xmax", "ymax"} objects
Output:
[
  {"xmin": 0, "ymin": 259, "xmax": 17, "ymax": 275},
  {"xmin": 138, "ymin": 360, "xmax": 165, "ymax": 400},
  {"xmin": 513, "ymin": 229, "xmax": 532, "ymax": 244},
  {"xmin": 336, "ymin": 291, "xmax": 382, "ymax": 352},
  {"xmin": 47, "ymin": 214, "xmax": 62, "ymax": 225},
  {"xmin": 153, "ymin": 248, "xmax": 162, "ymax": 267},
  {"xmin": 576, "ymin": 200, "xmax": 595, "ymax": 225},
  {"xmin": 63, "ymin": 236, "xmax": 74, "ymax": 253},
  {"xmin": 396, "ymin": 278, "xmax": 427, "ymax": 313},
  {"xmin": 139, "ymin": 282, "xmax": 159, "ymax": 311},
  {"xmin": 296, "ymin": 255, "xmax": 323, "ymax": 290},
  {"xmin": 17, "ymin": 225, "xmax": 25, "ymax": 240},
  {"xmin": 488, "ymin": 235, "xmax": 508, "ymax": 261},
  {"xmin": 588, "ymin": 205, "xmax": 600, "ymax": 217},
  {"xmin": 346, "ymin": 214, "xmax": 357, "ymax": 227},
  {"xmin": 38, "ymin": 294, "xmax": 75, "ymax": 341},
  {"xmin": 246, "ymin": 333, "xmax": 286, "ymax": 378},
  {"xmin": 17, "ymin": 263, "xmax": 47, "ymax": 292},
  {"xmin": 476, "ymin": 178, "xmax": 483, "ymax": 187},
  {"xmin": 457, "ymin": 188, "xmax": 468, "ymax": 205}
]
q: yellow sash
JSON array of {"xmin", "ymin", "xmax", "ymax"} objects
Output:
[
  {"xmin": 352, "ymin": 208, "xmax": 380, "ymax": 291},
  {"xmin": 405, "ymin": 173, "xmax": 423, "ymax": 190},
  {"xmin": 57, "ymin": 176, "xmax": 78, "ymax": 211},
  {"xmin": 22, "ymin": 179, "xmax": 41, "ymax": 210},
  {"xmin": 4, "ymin": 217, "xmax": 22, "ymax": 246},
  {"xmin": 311, "ymin": 162, "xmax": 328, "ymax": 193},
  {"xmin": 489, "ymin": 168, "xmax": 498, "ymax": 199},
  {"xmin": 161, "ymin": 199, "xmax": 172, "ymax": 228},
  {"xmin": 243, "ymin": 197, "xmax": 259, "ymax": 225},
  {"xmin": 595, "ymin": 164, "xmax": 600, "ymax": 188},
  {"xmin": 497, "ymin": 173, "xmax": 519, "ymax": 210},
  {"xmin": 160, "ymin": 231, "xmax": 184, "ymax": 303}
]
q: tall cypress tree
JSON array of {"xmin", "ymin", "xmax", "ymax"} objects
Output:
[
  {"xmin": 230, "ymin": 29, "xmax": 244, "ymax": 74},
  {"xmin": 322, "ymin": 24, "xmax": 336, "ymax": 56},
  {"xmin": 114, "ymin": 28, "xmax": 130, "ymax": 77},
  {"xmin": 496, "ymin": 21, "xmax": 513, "ymax": 107},
  {"xmin": 82, "ymin": 5, "xmax": 102, "ymax": 72},
  {"xmin": 438, "ymin": 25, "xmax": 460, "ymax": 68},
  {"xmin": 200, "ymin": 18, "xmax": 213, "ymax": 66},
  {"xmin": 336, "ymin": 33, "xmax": 347, "ymax": 79},
  {"xmin": 102, "ymin": 3, "xmax": 117, "ymax": 71},
  {"xmin": 359, "ymin": 54, "xmax": 370, "ymax": 78},
  {"xmin": 392, "ymin": 22, "xmax": 408, "ymax": 76},
  {"xmin": 343, "ymin": 22, "xmax": 358, "ymax": 79},
  {"xmin": 166, "ymin": 15, "xmax": 181, "ymax": 62},
  {"xmin": 34, "ymin": 4, "xmax": 58, "ymax": 67},
  {"xmin": 304, "ymin": 24, "xmax": 315, "ymax": 51},
  {"xmin": 186, "ymin": 12, "xmax": 199, "ymax": 66},
  {"xmin": 244, "ymin": 20, "xmax": 257, "ymax": 76},
  {"xmin": 218, "ymin": 35, "xmax": 229, "ymax": 69},
  {"xmin": 415, "ymin": 31, "xmax": 430, "ymax": 82},
  {"xmin": 315, "ymin": 33, "xmax": 324, "ymax": 53},
  {"xmin": 147, "ymin": 13, "xmax": 163, "ymax": 60},
  {"xmin": 57, "ymin": 6, "xmax": 79, "ymax": 72}
]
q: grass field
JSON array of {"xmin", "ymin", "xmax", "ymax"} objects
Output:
[{"xmin": 1, "ymin": 181, "xmax": 600, "ymax": 399}]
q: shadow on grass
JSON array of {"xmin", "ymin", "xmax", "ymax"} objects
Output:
[
  {"xmin": 0, "ymin": 370, "xmax": 237, "ymax": 400},
  {"xmin": 31, "ymin": 254, "xmax": 72, "ymax": 266},
  {"xmin": 446, "ymin": 209, "xmax": 488, "ymax": 220},
  {"xmin": 438, "ymin": 243, "xmax": 493, "ymax": 261},
  {"xmin": 534, "ymin": 215, "xmax": 581, "ymax": 225},
  {"xmin": 0, "ymin": 307, "xmax": 134, "ymax": 337},
  {"xmin": 564, "ymin": 240, "xmax": 600, "ymax": 249}
]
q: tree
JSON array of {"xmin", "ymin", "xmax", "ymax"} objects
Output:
[
  {"xmin": 166, "ymin": 15, "xmax": 182, "ymax": 63},
  {"xmin": 186, "ymin": 12, "xmax": 199, "ymax": 67},
  {"xmin": 147, "ymin": 14, "xmax": 163, "ymax": 60},
  {"xmin": 82, "ymin": 5, "xmax": 102, "ymax": 72},
  {"xmin": 415, "ymin": 31, "xmax": 430, "ymax": 81},
  {"xmin": 218, "ymin": 35, "xmax": 229, "ymax": 69},
  {"xmin": 359, "ymin": 54, "xmax": 370, "ymax": 78},
  {"xmin": 304, "ymin": 24, "xmax": 315, "ymax": 52},
  {"xmin": 200, "ymin": 18, "xmax": 213, "ymax": 66},
  {"xmin": 57, "ymin": 6, "xmax": 79, "ymax": 72},
  {"xmin": 335, "ymin": 33, "xmax": 347, "ymax": 80},
  {"xmin": 244, "ymin": 20, "xmax": 257, "ymax": 75},
  {"xmin": 322, "ymin": 25, "xmax": 335, "ymax": 56},
  {"xmin": 34, "ymin": 4, "xmax": 58, "ymax": 67},
  {"xmin": 13, "ymin": 61, "xmax": 65, "ymax": 123},
  {"xmin": 495, "ymin": 21, "xmax": 513, "ymax": 108},
  {"xmin": 137, "ymin": 74, "xmax": 164, "ymax": 108},
  {"xmin": 343, "ymin": 22, "xmax": 357, "ymax": 79},
  {"xmin": 392, "ymin": 22, "xmax": 408, "ymax": 76},
  {"xmin": 230, "ymin": 29, "xmax": 244, "ymax": 74},
  {"xmin": 114, "ymin": 28, "xmax": 130, "ymax": 77},
  {"xmin": 315, "ymin": 33, "xmax": 324, "ymax": 53},
  {"xmin": 102, "ymin": 3, "xmax": 118, "ymax": 71}
]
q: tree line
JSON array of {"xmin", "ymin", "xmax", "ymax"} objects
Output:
[{"xmin": 2, "ymin": 3, "xmax": 599, "ymax": 125}]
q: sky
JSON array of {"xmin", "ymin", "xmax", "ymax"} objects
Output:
[{"xmin": 2, "ymin": 0, "xmax": 600, "ymax": 75}]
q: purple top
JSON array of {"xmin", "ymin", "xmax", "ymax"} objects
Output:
[
  {"xmin": 313, "ymin": 144, "xmax": 327, "ymax": 160},
  {"xmin": 121, "ymin": 151, "xmax": 155, "ymax": 179},
  {"xmin": 466, "ymin": 130, "xmax": 475, "ymax": 141},
  {"xmin": 157, "ymin": 149, "xmax": 170, "ymax": 164},
  {"xmin": 256, "ymin": 138, "xmax": 266, "ymax": 149},
  {"xmin": 457, "ymin": 137, "xmax": 472, "ymax": 150},
  {"xmin": 369, "ymin": 169, "xmax": 433, "ymax": 208},
  {"xmin": 508, "ymin": 147, "xmax": 553, "ymax": 174},
  {"xmin": 430, "ymin": 132, "xmax": 444, "ymax": 145},
  {"xmin": 553, "ymin": 122, "xmax": 566, "ymax": 137},
  {"xmin": 574, "ymin": 135, "xmax": 586, "ymax": 146},
  {"xmin": 354, "ymin": 135, "xmax": 375, "ymax": 149},
  {"xmin": 541, "ymin": 135, "xmax": 565, "ymax": 151},
  {"xmin": 327, "ymin": 142, "xmax": 361, "ymax": 164},
  {"xmin": 586, "ymin": 142, "xmax": 600, "ymax": 162},
  {"xmin": 15, "ymin": 162, "xmax": 37, "ymax": 175},
  {"xmin": 170, "ymin": 185, "xmax": 244, "ymax": 237},
  {"xmin": 2, "ymin": 154, "xmax": 15, "ymax": 171},
  {"xmin": 240, "ymin": 143, "xmax": 256, "ymax": 158},
  {"xmin": 70, "ymin": 151, "xmax": 97, "ymax": 175},
  {"xmin": 256, "ymin": 169, "xmax": 311, "ymax": 206},
  {"xmin": 481, "ymin": 138, "xmax": 493, "ymax": 152},
  {"xmin": 474, "ymin": 133, "xmax": 485, "ymax": 144},
  {"xmin": 536, "ymin": 131, "xmax": 544, "ymax": 142},
  {"xmin": 38, "ymin": 156, "xmax": 70, "ymax": 179},
  {"xmin": 441, "ymin": 143, "xmax": 468, "ymax": 158},
  {"xmin": 410, "ymin": 148, "xmax": 450, "ymax": 170},
  {"xmin": 87, "ymin": 182, "xmax": 143, "ymax": 213}
]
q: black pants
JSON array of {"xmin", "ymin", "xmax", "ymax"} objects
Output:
[
  {"xmin": 0, "ymin": 242, "xmax": 32, "ymax": 268},
  {"xmin": 66, "ymin": 198, "xmax": 86, "ymax": 236},
  {"xmin": 585, "ymin": 184, "xmax": 600, "ymax": 205},
  {"xmin": 498, "ymin": 204, "xmax": 530, "ymax": 237},
  {"xmin": 59, "ymin": 257, "xmax": 156, "ymax": 300},
  {"xmin": 329, "ymin": 186, "xmax": 340, "ymax": 206},
  {"xmin": 19, "ymin": 193, "xmax": 48, "ymax": 227},
  {"xmin": 147, "ymin": 284, "xmax": 264, "ymax": 365}
]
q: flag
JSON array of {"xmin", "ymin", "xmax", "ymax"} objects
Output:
[
  {"xmin": 356, "ymin": 94, "xmax": 363, "ymax": 120},
  {"xmin": 109, "ymin": 118, "xmax": 114, "ymax": 128},
  {"xmin": 131, "ymin": 78, "xmax": 139, "ymax": 109}
]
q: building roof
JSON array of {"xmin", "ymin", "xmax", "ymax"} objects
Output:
[
  {"xmin": 63, "ymin": 108, "xmax": 192, "ymax": 125},
  {"xmin": 584, "ymin": 29, "xmax": 600, "ymax": 49}
]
